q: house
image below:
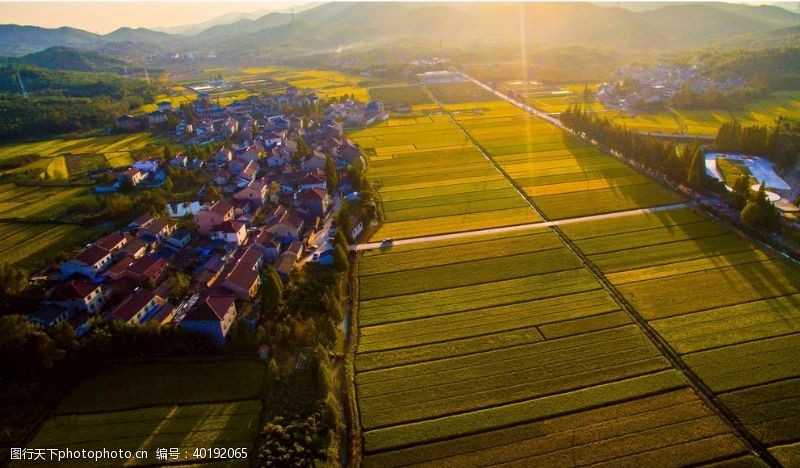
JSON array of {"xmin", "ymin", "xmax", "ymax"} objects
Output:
[
  {"xmin": 121, "ymin": 237, "xmax": 148, "ymax": 258},
  {"xmin": 150, "ymin": 303, "xmax": 176, "ymax": 324},
  {"xmin": 275, "ymin": 253, "xmax": 297, "ymax": 279},
  {"xmin": 133, "ymin": 158, "xmax": 160, "ymax": 173},
  {"xmin": 148, "ymin": 110, "xmax": 167, "ymax": 128},
  {"xmin": 248, "ymin": 228, "xmax": 281, "ymax": 262},
  {"xmin": 117, "ymin": 114, "xmax": 141, "ymax": 131},
  {"xmin": 263, "ymin": 130, "xmax": 285, "ymax": 146},
  {"xmin": 349, "ymin": 214, "xmax": 364, "ymax": 241},
  {"xmin": 137, "ymin": 219, "xmax": 176, "ymax": 242},
  {"xmin": 105, "ymin": 256, "xmax": 135, "ymax": 280},
  {"xmin": 218, "ymin": 117, "xmax": 239, "ymax": 138},
  {"xmin": 279, "ymin": 172, "xmax": 296, "ymax": 194},
  {"xmin": 298, "ymin": 173, "xmax": 327, "ymax": 191},
  {"xmin": 118, "ymin": 168, "xmax": 147, "ymax": 187},
  {"xmin": 170, "ymin": 154, "xmax": 189, "ymax": 168},
  {"xmin": 211, "ymin": 221, "xmax": 247, "ymax": 246},
  {"xmin": 222, "ymin": 253, "xmax": 261, "ymax": 299},
  {"xmin": 298, "ymin": 188, "xmax": 330, "ymax": 217},
  {"xmin": 337, "ymin": 142, "xmax": 364, "ymax": 169},
  {"xmin": 29, "ymin": 305, "xmax": 71, "ymax": 328},
  {"xmin": 239, "ymin": 146, "xmax": 264, "ymax": 162},
  {"xmin": 198, "ymin": 200, "xmax": 235, "ymax": 236},
  {"xmin": 166, "ymin": 229, "xmax": 192, "ymax": 251},
  {"xmin": 176, "ymin": 120, "xmax": 193, "ymax": 137},
  {"xmin": 284, "ymin": 240, "xmax": 303, "ymax": 260},
  {"xmin": 167, "ymin": 200, "xmax": 202, "ymax": 218},
  {"xmin": 179, "ymin": 295, "xmax": 236, "ymax": 345},
  {"xmin": 128, "ymin": 213, "xmax": 156, "ymax": 230},
  {"xmin": 46, "ymin": 280, "xmax": 106, "ymax": 315},
  {"xmin": 234, "ymin": 180, "xmax": 267, "ymax": 205},
  {"xmin": 266, "ymin": 149, "xmax": 288, "ymax": 168},
  {"xmin": 238, "ymin": 160, "xmax": 258, "ymax": 185},
  {"xmin": 108, "ymin": 288, "xmax": 160, "ymax": 324},
  {"xmin": 124, "ymin": 255, "xmax": 168, "ymax": 289},
  {"xmin": 266, "ymin": 211, "xmax": 304, "ymax": 240},
  {"xmin": 60, "ymin": 246, "xmax": 113, "ymax": 279},
  {"xmin": 301, "ymin": 151, "xmax": 327, "ymax": 172},
  {"xmin": 157, "ymin": 101, "xmax": 172, "ymax": 112},
  {"xmin": 229, "ymin": 158, "xmax": 247, "ymax": 175},
  {"xmin": 215, "ymin": 148, "xmax": 233, "ymax": 165},
  {"xmin": 95, "ymin": 231, "xmax": 127, "ymax": 253}
]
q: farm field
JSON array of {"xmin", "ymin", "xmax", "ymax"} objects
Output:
[
  {"xmin": 348, "ymin": 114, "xmax": 539, "ymax": 240},
  {"xmin": 0, "ymin": 132, "xmax": 167, "ymax": 178},
  {"xmin": 449, "ymin": 99, "xmax": 683, "ymax": 219},
  {"xmin": 27, "ymin": 360, "xmax": 264, "ymax": 466},
  {"xmin": 354, "ymin": 229, "xmax": 750, "ymax": 465},
  {"xmin": 368, "ymin": 85, "xmax": 433, "ymax": 106},
  {"xmin": 561, "ymin": 207, "xmax": 800, "ymax": 454},
  {"xmin": 0, "ymin": 183, "xmax": 94, "ymax": 220},
  {"xmin": 0, "ymin": 221, "xmax": 101, "ymax": 268},
  {"xmin": 243, "ymin": 67, "xmax": 374, "ymax": 101}
]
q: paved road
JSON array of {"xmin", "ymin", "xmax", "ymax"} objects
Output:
[{"xmin": 350, "ymin": 203, "xmax": 687, "ymax": 251}]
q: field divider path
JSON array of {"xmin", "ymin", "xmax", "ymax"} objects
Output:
[
  {"xmin": 351, "ymin": 204, "xmax": 686, "ymax": 251},
  {"xmin": 457, "ymin": 72, "xmax": 779, "ymax": 467}
]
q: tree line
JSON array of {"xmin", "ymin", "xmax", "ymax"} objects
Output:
[{"xmin": 714, "ymin": 119, "xmax": 799, "ymax": 171}]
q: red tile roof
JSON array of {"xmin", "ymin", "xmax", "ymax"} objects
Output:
[
  {"xmin": 213, "ymin": 221, "xmax": 245, "ymax": 234},
  {"xmin": 109, "ymin": 288, "xmax": 156, "ymax": 322},
  {"xmin": 72, "ymin": 245, "xmax": 111, "ymax": 266},
  {"xmin": 224, "ymin": 261, "xmax": 258, "ymax": 292},
  {"xmin": 95, "ymin": 232, "xmax": 126, "ymax": 251},
  {"xmin": 208, "ymin": 200, "xmax": 234, "ymax": 216},
  {"xmin": 127, "ymin": 255, "xmax": 167, "ymax": 277},
  {"xmin": 299, "ymin": 187, "xmax": 328, "ymax": 201},
  {"xmin": 52, "ymin": 281, "xmax": 99, "ymax": 300},
  {"xmin": 184, "ymin": 295, "xmax": 236, "ymax": 321}
]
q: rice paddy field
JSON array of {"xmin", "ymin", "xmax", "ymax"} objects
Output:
[
  {"xmin": 368, "ymin": 85, "xmax": 434, "ymax": 107},
  {"xmin": 355, "ymin": 230, "xmax": 753, "ymax": 467},
  {"xmin": 240, "ymin": 67, "xmax": 373, "ymax": 101},
  {"xmin": 560, "ymin": 207, "xmax": 800, "ymax": 459},
  {"xmin": 0, "ymin": 132, "xmax": 166, "ymax": 177},
  {"xmin": 352, "ymin": 80, "xmax": 800, "ymax": 466},
  {"xmin": 348, "ymin": 113, "xmax": 539, "ymax": 240},
  {"xmin": 28, "ymin": 360, "xmax": 264, "ymax": 466},
  {"xmin": 450, "ymin": 100, "xmax": 684, "ymax": 219}
]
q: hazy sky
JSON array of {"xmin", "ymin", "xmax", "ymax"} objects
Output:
[{"xmin": 0, "ymin": 2, "xmax": 309, "ymax": 34}]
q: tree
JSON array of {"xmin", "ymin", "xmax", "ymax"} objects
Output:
[
  {"xmin": 163, "ymin": 175, "xmax": 174, "ymax": 197},
  {"xmin": 731, "ymin": 175, "xmax": 751, "ymax": 211},
  {"xmin": 163, "ymin": 145, "xmax": 173, "ymax": 162},
  {"xmin": 261, "ymin": 265, "xmax": 283, "ymax": 314},
  {"xmin": 332, "ymin": 244, "xmax": 349, "ymax": 272},
  {"xmin": 741, "ymin": 181, "xmax": 780, "ymax": 231},
  {"xmin": 325, "ymin": 156, "xmax": 338, "ymax": 192},
  {"xmin": 203, "ymin": 185, "xmax": 222, "ymax": 203},
  {"xmin": 169, "ymin": 270, "xmax": 191, "ymax": 301},
  {"xmin": 0, "ymin": 262, "xmax": 28, "ymax": 298},
  {"xmin": 686, "ymin": 143, "xmax": 706, "ymax": 189}
]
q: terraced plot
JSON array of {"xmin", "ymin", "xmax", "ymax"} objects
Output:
[
  {"xmin": 452, "ymin": 100, "xmax": 683, "ymax": 219},
  {"xmin": 355, "ymin": 230, "xmax": 749, "ymax": 465},
  {"xmin": 562, "ymin": 207, "xmax": 800, "ymax": 456},
  {"xmin": 349, "ymin": 117, "xmax": 538, "ymax": 240}
]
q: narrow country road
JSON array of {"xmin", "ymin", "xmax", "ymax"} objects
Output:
[{"xmin": 350, "ymin": 203, "xmax": 687, "ymax": 251}]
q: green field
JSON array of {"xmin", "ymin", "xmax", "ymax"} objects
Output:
[
  {"xmin": 450, "ymin": 100, "xmax": 684, "ymax": 219},
  {"xmin": 27, "ymin": 360, "xmax": 264, "ymax": 466},
  {"xmin": 349, "ymin": 112, "xmax": 539, "ymax": 240},
  {"xmin": 560, "ymin": 207, "xmax": 800, "ymax": 453},
  {"xmin": 368, "ymin": 85, "xmax": 433, "ymax": 106},
  {"xmin": 354, "ymin": 230, "xmax": 750, "ymax": 465},
  {"xmin": 0, "ymin": 221, "xmax": 102, "ymax": 269}
]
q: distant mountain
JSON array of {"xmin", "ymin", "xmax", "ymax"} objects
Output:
[
  {"xmin": 0, "ymin": 2, "xmax": 798, "ymax": 59},
  {"xmin": 105, "ymin": 27, "xmax": 176, "ymax": 44},
  {"xmin": 714, "ymin": 24, "xmax": 800, "ymax": 48},
  {"xmin": 0, "ymin": 24, "xmax": 99, "ymax": 56},
  {"xmin": 2, "ymin": 46, "xmax": 125, "ymax": 72},
  {"xmin": 154, "ymin": 9, "xmax": 275, "ymax": 35}
]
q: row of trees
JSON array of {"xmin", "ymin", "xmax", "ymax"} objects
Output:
[
  {"xmin": 560, "ymin": 105, "xmax": 704, "ymax": 189},
  {"xmin": 714, "ymin": 119, "xmax": 799, "ymax": 171}
]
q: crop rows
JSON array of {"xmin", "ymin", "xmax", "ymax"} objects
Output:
[
  {"xmin": 348, "ymin": 116, "xmax": 538, "ymax": 240},
  {"xmin": 354, "ymin": 229, "xmax": 748, "ymax": 464},
  {"xmin": 560, "ymin": 207, "xmax": 800, "ymax": 453},
  {"xmin": 368, "ymin": 85, "xmax": 434, "ymax": 106}
]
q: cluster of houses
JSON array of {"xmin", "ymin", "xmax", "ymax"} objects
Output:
[
  {"xmin": 35, "ymin": 96, "xmax": 374, "ymax": 347},
  {"xmin": 595, "ymin": 65, "xmax": 748, "ymax": 110}
]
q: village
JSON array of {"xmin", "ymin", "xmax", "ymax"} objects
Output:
[
  {"xmin": 595, "ymin": 64, "xmax": 749, "ymax": 110},
  {"xmin": 27, "ymin": 86, "xmax": 389, "ymax": 347}
]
